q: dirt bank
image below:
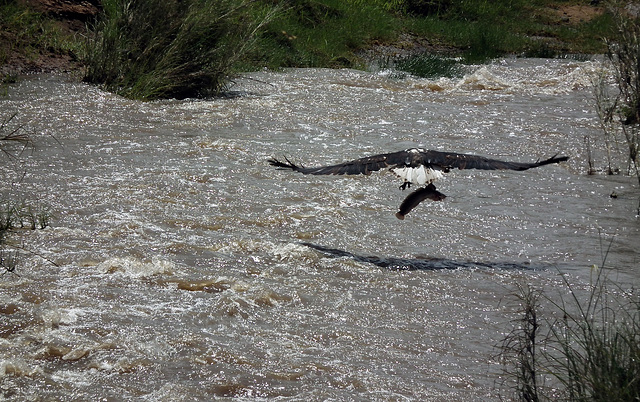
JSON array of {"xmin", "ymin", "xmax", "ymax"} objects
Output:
[{"xmin": 0, "ymin": 0, "xmax": 98, "ymax": 76}]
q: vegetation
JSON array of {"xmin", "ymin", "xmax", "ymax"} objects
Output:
[
  {"xmin": 83, "ymin": 0, "xmax": 279, "ymax": 100},
  {"xmin": 0, "ymin": 0, "xmax": 81, "ymax": 76},
  {"xmin": 0, "ymin": 201, "xmax": 51, "ymax": 232},
  {"xmin": 590, "ymin": 0, "xmax": 640, "ymax": 213},
  {"xmin": 244, "ymin": 0, "xmax": 398, "ymax": 69},
  {"xmin": 498, "ymin": 283, "xmax": 543, "ymax": 401},
  {"xmin": 0, "ymin": 113, "xmax": 51, "ymax": 276},
  {"xmin": 498, "ymin": 264, "xmax": 640, "ymax": 401},
  {"xmin": 0, "ymin": 112, "xmax": 32, "ymax": 154},
  {"xmin": 2, "ymin": 0, "xmax": 616, "ymax": 98},
  {"xmin": 248, "ymin": 0, "xmax": 614, "ymax": 72},
  {"xmin": 387, "ymin": 53, "xmax": 465, "ymax": 79}
]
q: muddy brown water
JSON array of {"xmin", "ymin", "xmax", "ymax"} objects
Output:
[{"xmin": 1, "ymin": 58, "xmax": 638, "ymax": 400}]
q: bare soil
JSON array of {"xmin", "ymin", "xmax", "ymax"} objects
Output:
[
  {"xmin": 1, "ymin": 0, "xmax": 98, "ymax": 76},
  {"xmin": 547, "ymin": 3, "xmax": 605, "ymax": 24}
]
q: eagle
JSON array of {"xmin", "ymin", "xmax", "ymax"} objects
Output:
[{"xmin": 268, "ymin": 148, "xmax": 569, "ymax": 220}]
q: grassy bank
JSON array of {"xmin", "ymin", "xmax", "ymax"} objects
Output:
[
  {"xmin": 241, "ymin": 0, "xmax": 399, "ymax": 70},
  {"xmin": 0, "ymin": 0, "xmax": 83, "ymax": 79},
  {"xmin": 84, "ymin": 0, "xmax": 280, "ymax": 100},
  {"xmin": 245, "ymin": 0, "xmax": 613, "ymax": 71},
  {"xmin": 403, "ymin": 0, "xmax": 613, "ymax": 61},
  {"xmin": 79, "ymin": 0, "xmax": 616, "ymax": 99},
  {"xmin": 2, "ymin": 0, "xmax": 615, "ymax": 82}
]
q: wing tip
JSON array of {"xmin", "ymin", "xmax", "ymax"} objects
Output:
[
  {"xmin": 268, "ymin": 156, "xmax": 300, "ymax": 171},
  {"xmin": 538, "ymin": 153, "xmax": 569, "ymax": 166}
]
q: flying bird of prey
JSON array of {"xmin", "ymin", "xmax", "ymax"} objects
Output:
[{"xmin": 268, "ymin": 148, "xmax": 568, "ymax": 220}]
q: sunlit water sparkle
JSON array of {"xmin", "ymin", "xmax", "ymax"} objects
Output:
[{"xmin": 0, "ymin": 58, "xmax": 638, "ymax": 400}]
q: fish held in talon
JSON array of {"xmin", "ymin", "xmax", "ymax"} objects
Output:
[
  {"xmin": 268, "ymin": 148, "xmax": 569, "ymax": 219},
  {"xmin": 396, "ymin": 183, "xmax": 447, "ymax": 220}
]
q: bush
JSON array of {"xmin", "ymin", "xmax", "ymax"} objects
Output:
[{"xmin": 84, "ymin": 0, "xmax": 277, "ymax": 100}]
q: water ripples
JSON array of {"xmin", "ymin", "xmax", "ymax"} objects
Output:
[{"xmin": 0, "ymin": 58, "xmax": 638, "ymax": 400}]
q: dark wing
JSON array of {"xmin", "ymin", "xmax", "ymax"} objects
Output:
[
  {"xmin": 395, "ymin": 183, "xmax": 446, "ymax": 220},
  {"xmin": 268, "ymin": 150, "xmax": 413, "ymax": 176},
  {"xmin": 268, "ymin": 149, "xmax": 569, "ymax": 176},
  {"xmin": 420, "ymin": 149, "xmax": 569, "ymax": 171}
]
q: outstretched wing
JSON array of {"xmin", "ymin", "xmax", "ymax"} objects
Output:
[
  {"xmin": 268, "ymin": 150, "xmax": 414, "ymax": 176},
  {"xmin": 269, "ymin": 149, "xmax": 568, "ymax": 176},
  {"xmin": 420, "ymin": 149, "xmax": 569, "ymax": 171}
]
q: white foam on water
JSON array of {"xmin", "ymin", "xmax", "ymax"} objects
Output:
[
  {"xmin": 96, "ymin": 256, "xmax": 174, "ymax": 278},
  {"xmin": 402, "ymin": 58, "xmax": 607, "ymax": 96}
]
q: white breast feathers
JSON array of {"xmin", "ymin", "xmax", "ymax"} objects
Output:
[{"xmin": 391, "ymin": 166, "xmax": 444, "ymax": 185}]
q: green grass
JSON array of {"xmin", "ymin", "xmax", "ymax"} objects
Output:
[
  {"xmin": 243, "ymin": 0, "xmax": 398, "ymax": 69},
  {"xmin": 404, "ymin": 0, "xmax": 610, "ymax": 60},
  {"xmin": 388, "ymin": 53, "xmax": 464, "ymax": 79},
  {"xmin": 84, "ymin": 0, "xmax": 278, "ymax": 100},
  {"xmin": 244, "ymin": 0, "xmax": 613, "ymax": 79},
  {"xmin": 2, "ymin": 0, "xmax": 616, "ymax": 97},
  {"xmin": 249, "ymin": 0, "xmax": 539, "ymax": 69},
  {"xmin": 0, "ymin": 1, "xmax": 81, "ymax": 68}
]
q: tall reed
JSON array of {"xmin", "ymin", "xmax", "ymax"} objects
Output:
[
  {"xmin": 84, "ymin": 0, "xmax": 277, "ymax": 100},
  {"xmin": 0, "ymin": 112, "xmax": 53, "ymax": 276},
  {"xmin": 0, "ymin": 112, "xmax": 33, "ymax": 158},
  {"xmin": 498, "ymin": 262, "xmax": 640, "ymax": 400},
  {"xmin": 591, "ymin": 0, "xmax": 640, "ymax": 213},
  {"xmin": 497, "ymin": 283, "xmax": 543, "ymax": 402}
]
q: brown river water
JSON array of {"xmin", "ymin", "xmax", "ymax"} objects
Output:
[{"xmin": 1, "ymin": 58, "xmax": 638, "ymax": 400}]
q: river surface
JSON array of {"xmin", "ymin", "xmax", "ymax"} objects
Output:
[{"xmin": 1, "ymin": 59, "xmax": 639, "ymax": 400}]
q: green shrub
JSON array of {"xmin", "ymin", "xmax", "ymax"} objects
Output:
[{"xmin": 84, "ymin": 0, "xmax": 277, "ymax": 100}]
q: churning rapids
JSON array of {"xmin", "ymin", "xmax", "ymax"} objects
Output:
[{"xmin": 1, "ymin": 59, "xmax": 639, "ymax": 400}]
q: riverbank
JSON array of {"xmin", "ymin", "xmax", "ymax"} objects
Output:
[{"xmin": 1, "ymin": 0, "xmax": 610, "ymax": 79}]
